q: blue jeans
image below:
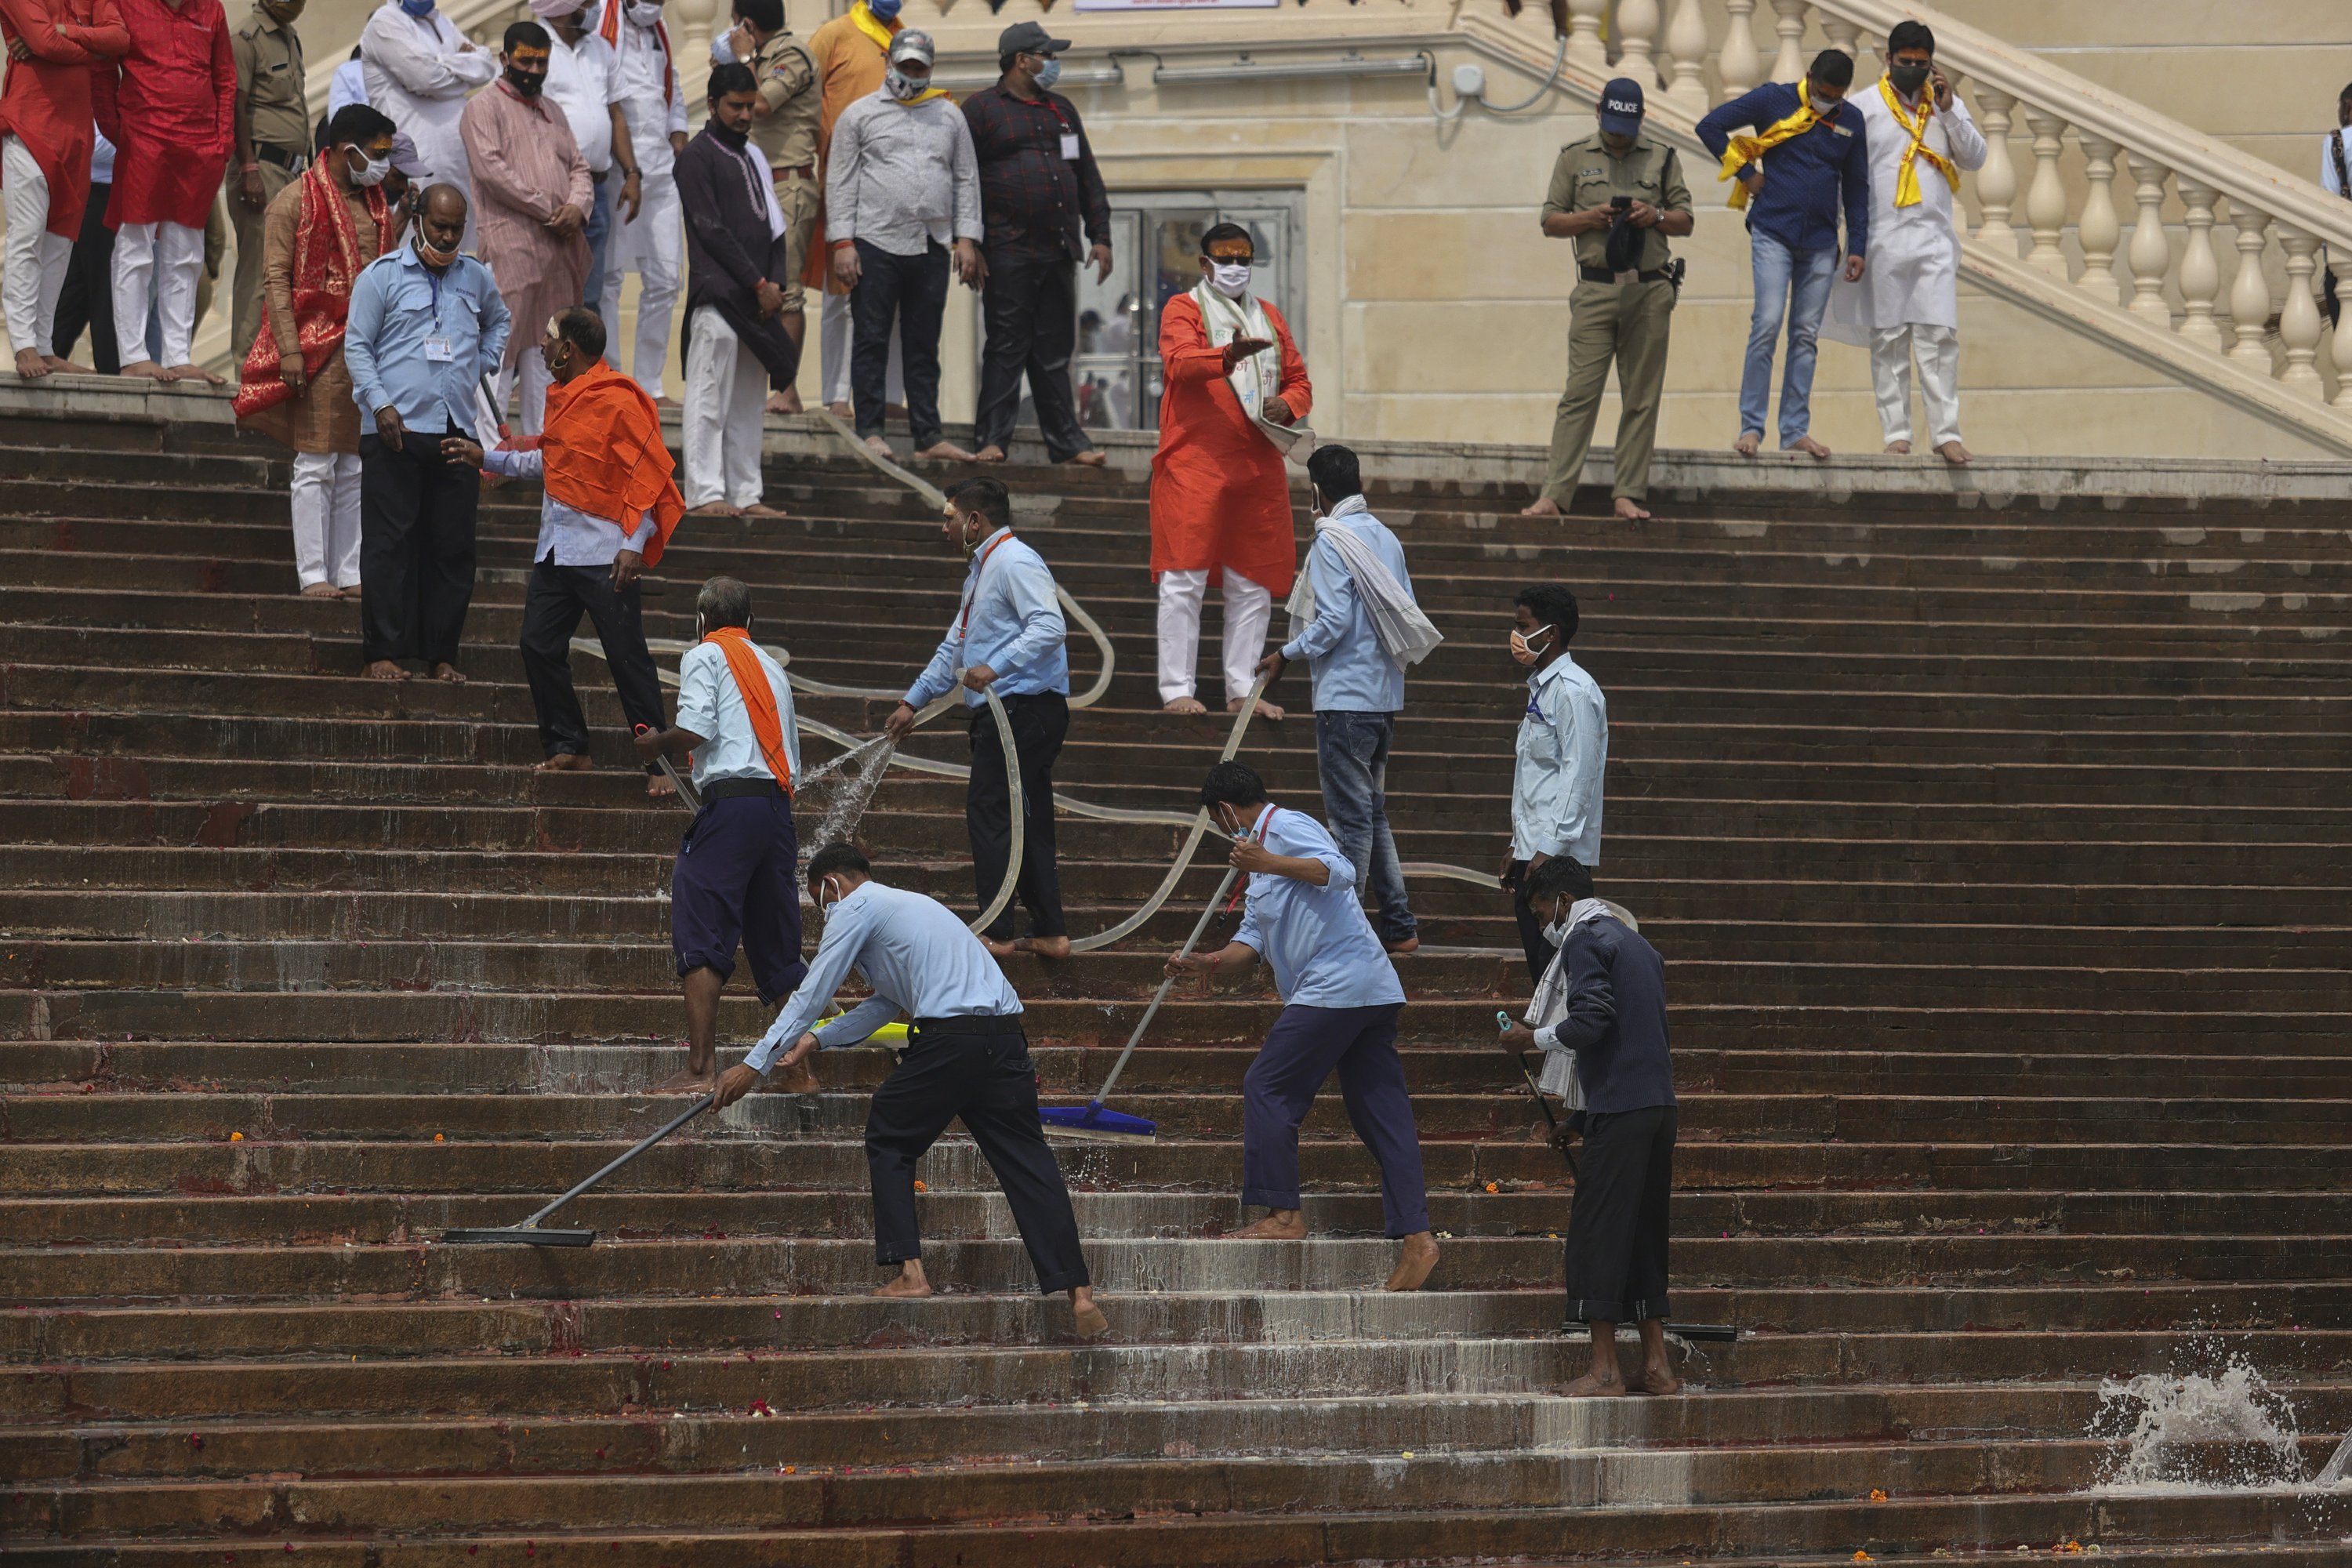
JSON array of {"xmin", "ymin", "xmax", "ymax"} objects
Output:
[
  {"xmin": 583, "ymin": 170, "xmax": 617, "ymax": 321},
  {"xmin": 1739, "ymin": 232, "xmax": 1838, "ymax": 446},
  {"xmin": 1314, "ymin": 710, "xmax": 1416, "ymax": 945}
]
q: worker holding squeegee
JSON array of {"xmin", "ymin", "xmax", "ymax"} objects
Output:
[{"xmin": 713, "ymin": 841, "xmax": 1108, "ymax": 1338}]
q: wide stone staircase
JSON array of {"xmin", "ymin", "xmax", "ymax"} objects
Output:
[{"xmin": 4, "ymin": 405, "xmax": 2352, "ymax": 1563}]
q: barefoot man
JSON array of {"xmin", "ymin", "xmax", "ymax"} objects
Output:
[
  {"xmin": 1171, "ymin": 760, "xmax": 1439, "ymax": 1292},
  {"xmin": 636, "ymin": 575, "xmax": 813, "ymax": 1091},
  {"xmin": 1500, "ymin": 858, "xmax": 1680, "ymax": 1397},
  {"xmin": 714, "ymin": 841, "xmax": 1108, "ymax": 1337}
]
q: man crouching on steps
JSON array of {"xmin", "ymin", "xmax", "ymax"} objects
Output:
[
  {"xmin": 1167, "ymin": 760, "xmax": 1439, "ymax": 1292},
  {"xmin": 713, "ymin": 842, "xmax": 1108, "ymax": 1337},
  {"xmin": 1501, "ymin": 858, "xmax": 1679, "ymax": 1396}
]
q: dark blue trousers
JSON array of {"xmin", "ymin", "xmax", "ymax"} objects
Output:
[
  {"xmin": 1242, "ymin": 1000, "xmax": 1429, "ymax": 1236},
  {"xmin": 669, "ymin": 788, "xmax": 808, "ymax": 1005}
]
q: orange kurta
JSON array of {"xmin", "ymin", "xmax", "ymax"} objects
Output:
[{"xmin": 1147, "ymin": 291, "xmax": 1312, "ymax": 599}]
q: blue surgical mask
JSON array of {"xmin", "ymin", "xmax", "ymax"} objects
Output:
[
  {"xmin": 398, "ymin": 0, "xmax": 434, "ymax": 16},
  {"xmin": 1033, "ymin": 57, "xmax": 1060, "ymax": 89},
  {"xmin": 866, "ymin": 0, "xmax": 900, "ymax": 18}
]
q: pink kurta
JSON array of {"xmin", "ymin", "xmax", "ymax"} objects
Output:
[
  {"xmin": 93, "ymin": 0, "xmax": 232, "ymax": 230},
  {"xmin": 459, "ymin": 78, "xmax": 593, "ymax": 372}
]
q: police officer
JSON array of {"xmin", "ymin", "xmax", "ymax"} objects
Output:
[
  {"xmin": 1520, "ymin": 78, "xmax": 1693, "ymax": 524},
  {"xmin": 227, "ymin": 0, "xmax": 314, "ymax": 360}
]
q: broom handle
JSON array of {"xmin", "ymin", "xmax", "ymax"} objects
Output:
[
  {"xmin": 1088, "ymin": 863, "xmax": 1243, "ymax": 1106},
  {"xmin": 517, "ymin": 1094, "xmax": 714, "ymax": 1230}
]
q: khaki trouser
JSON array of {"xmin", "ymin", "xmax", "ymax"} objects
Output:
[
  {"xmin": 775, "ymin": 170, "xmax": 820, "ymax": 316},
  {"xmin": 224, "ymin": 157, "xmax": 299, "ymax": 364},
  {"xmin": 1541, "ymin": 275, "xmax": 1675, "ymax": 505}
]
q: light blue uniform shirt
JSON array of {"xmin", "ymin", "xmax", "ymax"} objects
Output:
[
  {"xmin": 1230, "ymin": 803, "xmax": 1407, "ymax": 1010},
  {"xmin": 1511, "ymin": 651, "xmax": 1607, "ymax": 864},
  {"xmin": 748, "ymin": 882, "xmax": 1025, "ymax": 1072},
  {"xmin": 676, "ymin": 639, "xmax": 802, "ymax": 790},
  {"xmin": 1280, "ymin": 507, "xmax": 1411, "ymax": 714},
  {"xmin": 346, "ymin": 244, "xmax": 511, "ymax": 437},
  {"xmin": 483, "ymin": 446, "xmax": 639, "ymax": 566},
  {"xmin": 902, "ymin": 528, "xmax": 1070, "ymax": 710}
]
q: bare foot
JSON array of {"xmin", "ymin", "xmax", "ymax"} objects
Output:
[
  {"xmin": 430, "ymin": 662, "xmax": 466, "ymax": 684},
  {"xmin": 1732, "ymin": 430, "xmax": 1759, "ymax": 457},
  {"xmin": 42, "ymin": 355, "xmax": 93, "ymax": 375},
  {"xmin": 972, "ymin": 445, "xmax": 1007, "ymax": 463},
  {"xmin": 826, "ymin": 400, "xmax": 851, "ymax": 419},
  {"xmin": 119, "ymin": 359, "xmax": 169, "ymax": 380},
  {"xmin": 15, "ymin": 347, "xmax": 50, "ymax": 379},
  {"xmin": 1070, "ymin": 1287, "xmax": 1109, "ymax": 1338},
  {"xmin": 1936, "ymin": 440, "xmax": 1973, "ymax": 466},
  {"xmin": 1612, "ymin": 497, "xmax": 1651, "ymax": 521},
  {"xmin": 1161, "ymin": 696, "xmax": 1208, "ymax": 717},
  {"xmin": 363, "ymin": 659, "xmax": 407, "ymax": 681},
  {"xmin": 764, "ymin": 389, "xmax": 802, "ymax": 415},
  {"xmin": 862, "ymin": 434, "xmax": 895, "ymax": 459},
  {"xmin": 1226, "ymin": 1210, "xmax": 1308, "ymax": 1240},
  {"xmin": 1382, "ymin": 936, "xmax": 1421, "ymax": 956},
  {"xmin": 1518, "ymin": 495, "xmax": 1564, "ymax": 518},
  {"xmin": 874, "ymin": 1261, "xmax": 933, "ymax": 1299},
  {"xmin": 654, "ymin": 1067, "xmax": 717, "ymax": 1093},
  {"xmin": 1786, "ymin": 435, "xmax": 1831, "ymax": 459},
  {"xmin": 1228, "ymin": 695, "xmax": 1284, "ymax": 724},
  {"xmin": 1062, "ymin": 449, "xmax": 1107, "ymax": 468},
  {"xmin": 983, "ymin": 935, "xmax": 1073, "ymax": 960},
  {"xmin": 339, "ymin": 584, "xmax": 365, "ymax": 599},
  {"xmin": 645, "ymin": 772, "xmax": 677, "ymax": 799},
  {"xmin": 535, "ymin": 752, "xmax": 593, "ymax": 774},
  {"xmin": 687, "ymin": 501, "xmax": 742, "ymax": 517},
  {"xmin": 299, "ymin": 582, "xmax": 341, "ymax": 599},
  {"xmin": 654, "ymin": 396, "xmax": 682, "ymax": 411},
  {"xmin": 913, "ymin": 440, "xmax": 977, "ymax": 462},
  {"xmin": 773, "ymin": 1058, "xmax": 820, "ymax": 1094},
  {"xmin": 1382, "ymin": 1231, "xmax": 1439, "ymax": 1292},
  {"xmin": 1563, "ymin": 1370, "xmax": 1630, "ymax": 1397},
  {"xmin": 1883, "ymin": 439, "xmax": 1913, "ymax": 456},
  {"xmin": 169, "ymin": 362, "xmax": 225, "ymax": 386},
  {"xmin": 740, "ymin": 503, "xmax": 788, "ymax": 519},
  {"xmin": 1632, "ymin": 1363, "xmax": 1683, "ymax": 1396}
]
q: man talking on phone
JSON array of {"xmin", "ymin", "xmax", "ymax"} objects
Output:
[{"xmin": 1521, "ymin": 78, "xmax": 1693, "ymax": 524}]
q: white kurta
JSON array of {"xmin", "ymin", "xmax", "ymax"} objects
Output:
[
  {"xmin": 360, "ymin": 3, "xmax": 496, "ymax": 219},
  {"xmin": 1827, "ymin": 82, "xmax": 1985, "ymax": 340}
]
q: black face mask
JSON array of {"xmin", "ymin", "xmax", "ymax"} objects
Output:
[
  {"xmin": 1889, "ymin": 62, "xmax": 1930, "ymax": 96},
  {"xmin": 506, "ymin": 66, "xmax": 546, "ymax": 97}
]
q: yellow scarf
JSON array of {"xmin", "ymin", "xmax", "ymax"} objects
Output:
[
  {"xmin": 1718, "ymin": 79, "xmax": 1821, "ymax": 209},
  {"xmin": 1879, "ymin": 76, "xmax": 1959, "ymax": 208}
]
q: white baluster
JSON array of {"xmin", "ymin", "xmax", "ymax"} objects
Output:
[
  {"xmin": 1563, "ymin": 0, "xmax": 1607, "ymax": 72},
  {"xmin": 2074, "ymin": 134, "xmax": 2122, "ymax": 300},
  {"xmin": 1973, "ymin": 88, "xmax": 2017, "ymax": 251},
  {"xmin": 1661, "ymin": 0, "xmax": 1711, "ymax": 115},
  {"xmin": 2124, "ymin": 153, "xmax": 2173, "ymax": 324},
  {"xmin": 1819, "ymin": 13, "xmax": 1859, "ymax": 75},
  {"xmin": 2330, "ymin": 254, "xmax": 2352, "ymax": 406},
  {"xmin": 2227, "ymin": 203, "xmax": 2275, "ymax": 365},
  {"xmin": 1768, "ymin": 0, "xmax": 1807, "ymax": 85},
  {"xmin": 1718, "ymin": 0, "xmax": 1762, "ymax": 102},
  {"xmin": 672, "ymin": 0, "xmax": 717, "ymax": 78},
  {"xmin": 2277, "ymin": 224, "xmax": 2325, "ymax": 393},
  {"xmin": 1616, "ymin": 0, "xmax": 1660, "ymax": 76},
  {"xmin": 2022, "ymin": 110, "xmax": 2070, "ymax": 278},
  {"xmin": 2174, "ymin": 180, "xmax": 2224, "ymax": 351}
]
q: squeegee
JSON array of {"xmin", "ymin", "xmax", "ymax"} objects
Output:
[{"xmin": 441, "ymin": 1094, "xmax": 713, "ymax": 1247}]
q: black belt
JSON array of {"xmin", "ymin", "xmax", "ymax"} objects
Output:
[
  {"xmin": 1581, "ymin": 265, "xmax": 1668, "ymax": 283},
  {"xmin": 772, "ymin": 164, "xmax": 815, "ymax": 180},
  {"xmin": 254, "ymin": 143, "xmax": 309, "ymax": 172},
  {"xmin": 909, "ymin": 1014, "xmax": 1025, "ymax": 1040},
  {"xmin": 702, "ymin": 778, "xmax": 785, "ymax": 802}
]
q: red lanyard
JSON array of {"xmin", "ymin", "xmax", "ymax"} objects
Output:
[{"xmin": 958, "ymin": 532, "xmax": 1013, "ymax": 638}]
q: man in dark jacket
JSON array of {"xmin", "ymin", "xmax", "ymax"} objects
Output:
[
  {"xmin": 675, "ymin": 61, "xmax": 797, "ymax": 517},
  {"xmin": 1503, "ymin": 855, "xmax": 1679, "ymax": 1397}
]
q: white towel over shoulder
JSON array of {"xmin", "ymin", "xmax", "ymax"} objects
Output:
[{"xmin": 1283, "ymin": 495, "xmax": 1446, "ymax": 667}]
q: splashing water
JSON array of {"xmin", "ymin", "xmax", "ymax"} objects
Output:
[
  {"xmin": 2090, "ymin": 1358, "xmax": 2305, "ymax": 1493},
  {"xmin": 797, "ymin": 734, "xmax": 897, "ymax": 853}
]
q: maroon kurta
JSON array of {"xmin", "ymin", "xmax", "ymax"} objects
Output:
[{"xmin": 93, "ymin": 0, "xmax": 234, "ymax": 230}]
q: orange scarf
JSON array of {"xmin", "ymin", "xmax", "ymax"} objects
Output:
[
  {"xmin": 702, "ymin": 627, "xmax": 793, "ymax": 795},
  {"xmin": 525, "ymin": 360, "xmax": 684, "ymax": 565}
]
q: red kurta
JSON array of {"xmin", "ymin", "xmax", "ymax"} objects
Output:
[
  {"xmin": 0, "ymin": 0, "xmax": 125, "ymax": 236},
  {"xmin": 1148, "ymin": 291, "xmax": 1312, "ymax": 599},
  {"xmin": 92, "ymin": 0, "xmax": 233, "ymax": 231}
]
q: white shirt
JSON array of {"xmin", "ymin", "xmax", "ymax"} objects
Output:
[
  {"xmin": 360, "ymin": 2, "xmax": 495, "ymax": 205},
  {"xmin": 1826, "ymin": 80, "xmax": 1986, "ymax": 336},
  {"xmin": 328, "ymin": 57, "xmax": 370, "ymax": 118},
  {"xmin": 543, "ymin": 28, "xmax": 622, "ymax": 174},
  {"xmin": 481, "ymin": 446, "xmax": 634, "ymax": 565},
  {"xmin": 674, "ymin": 637, "xmax": 800, "ymax": 789},
  {"xmin": 611, "ymin": 9, "xmax": 688, "ymax": 180},
  {"xmin": 90, "ymin": 125, "xmax": 114, "ymax": 183}
]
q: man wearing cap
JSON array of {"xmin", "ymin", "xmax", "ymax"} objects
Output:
[
  {"xmin": 960, "ymin": 20, "xmax": 1111, "ymax": 469},
  {"xmin": 808, "ymin": 0, "xmax": 906, "ymax": 417},
  {"xmin": 826, "ymin": 28, "xmax": 980, "ymax": 461},
  {"xmin": 1521, "ymin": 78, "xmax": 1692, "ymax": 524}
]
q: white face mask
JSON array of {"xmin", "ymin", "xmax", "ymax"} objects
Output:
[
  {"xmin": 626, "ymin": 1, "xmax": 662, "ymax": 25},
  {"xmin": 1207, "ymin": 260, "xmax": 1251, "ymax": 299},
  {"xmin": 347, "ymin": 147, "xmax": 390, "ymax": 187},
  {"xmin": 1543, "ymin": 906, "xmax": 1572, "ymax": 944}
]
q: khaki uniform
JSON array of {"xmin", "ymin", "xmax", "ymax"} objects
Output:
[
  {"xmin": 750, "ymin": 36, "xmax": 822, "ymax": 314},
  {"xmin": 224, "ymin": 2, "xmax": 309, "ymax": 361},
  {"xmin": 1537, "ymin": 132, "xmax": 1690, "ymax": 506}
]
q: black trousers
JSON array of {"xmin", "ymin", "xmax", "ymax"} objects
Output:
[
  {"xmin": 974, "ymin": 252, "xmax": 1089, "ymax": 462},
  {"xmin": 1505, "ymin": 859, "xmax": 1557, "ymax": 987},
  {"xmin": 865, "ymin": 1018, "xmax": 1089, "ymax": 1293},
  {"xmin": 850, "ymin": 238, "xmax": 947, "ymax": 447},
  {"xmin": 518, "ymin": 555, "xmax": 666, "ymax": 764},
  {"xmin": 52, "ymin": 182, "xmax": 118, "ymax": 375},
  {"xmin": 968, "ymin": 691, "xmax": 1068, "ymax": 941},
  {"xmin": 359, "ymin": 430, "xmax": 480, "ymax": 666},
  {"xmin": 1562, "ymin": 1105, "xmax": 1676, "ymax": 1324}
]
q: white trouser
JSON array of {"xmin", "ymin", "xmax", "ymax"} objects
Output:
[
  {"xmin": 1870, "ymin": 322, "xmax": 1962, "ymax": 448},
  {"xmin": 111, "ymin": 219, "xmax": 205, "ymax": 368},
  {"xmin": 601, "ymin": 170, "xmax": 681, "ymax": 399},
  {"xmin": 2, "ymin": 136, "xmax": 71, "ymax": 358},
  {"xmin": 289, "ymin": 451, "xmax": 362, "ymax": 590},
  {"xmin": 1156, "ymin": 566, "xmax": 1272, "ymax": 705},
  {"xmin": 489, "ymin": 349, "xmax": 554, "ymax": 437},
  {"xmin": 684, "ymin": 306, "xmax": 767, "ymax": 508},
  {"xmin": 819, "ymin": 285, "xmax": 900, "ymax": 407}
]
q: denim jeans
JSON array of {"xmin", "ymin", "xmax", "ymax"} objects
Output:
[
  {"xmin": 1738, "ymin": 232, "xmax": 1838, "ymax": 446},
  {"xmin": 1314, "ymin": 710, "xmax": 1416, "ymax": 945}
]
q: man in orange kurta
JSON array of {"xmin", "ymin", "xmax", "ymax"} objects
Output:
[
  {"xmin": 1149, "ymin": 220, "xmax": 1311, "ymax": 720},
  {"xmin": 805, "ymin": 0, "xmax": 900, "ymax": 415},
  {"xmin": 0, "ymin": 0, "xmax": 126, "ymax": 377}
]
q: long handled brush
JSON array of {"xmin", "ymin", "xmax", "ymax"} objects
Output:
[
  {"xmin": 441, "ymin": 1094, "xmax": 713, "ymax": 1247},
  {"xmin": 1041, "ymin": 865, "xmax": 1242, "ymax": 1142}
]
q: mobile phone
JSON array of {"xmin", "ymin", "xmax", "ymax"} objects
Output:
[{"xmin": 1610, "ymin": 194, "xmax": 1632, "ymax": 211}]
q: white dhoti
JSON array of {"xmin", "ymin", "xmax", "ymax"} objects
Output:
[
  {"xmin": 684, "ymin": 305, "xmax": 766, "ymax": 509},
  {"xmin": 109, "ymin": 220, "xmax": 205, "ymax": 367},
  {"xmin": 2, "ymin": 136, "xmax": 71, "ymax": 358},
  {"xmin": 1156, "ymin": 566, "xmax": 1272, "ymax": 706},
  {"xmin": 289, "ymin": 451, "xmax": 363, "ymax": 590},
  {"xmin": 1869, "ymin": 323, "xmax": 1962, "ymax": 448},
  {"xmin": 602, "ymin": 169, "xmax": 682, "ymax": 400}
]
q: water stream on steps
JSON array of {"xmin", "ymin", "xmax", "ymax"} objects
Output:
[
  {"xmin": 2090, "ymin": 1356, "xmax": 2307, "ymax": 1493},
  {"xmin": 797, "ymin": 735, "xmax": 897, "ymax": 853}
]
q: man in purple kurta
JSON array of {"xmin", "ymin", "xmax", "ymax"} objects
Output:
[{"xmin": 459, "ymin": 18, "xmax": 591, "ymax": 434}]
